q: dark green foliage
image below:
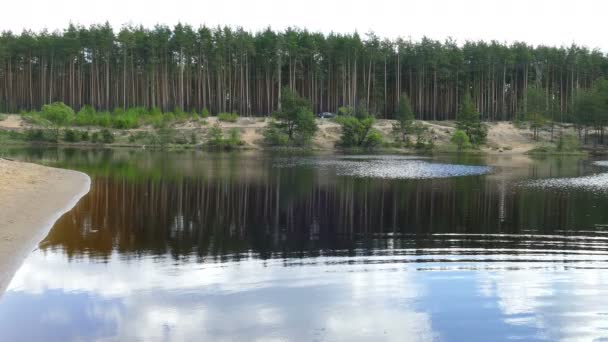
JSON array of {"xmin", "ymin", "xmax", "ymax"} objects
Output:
[
  {"xmin": 206, "ymin": 123, "xmax": 243, "ymax": 149},
  {"xmin": 392, "ymin": 93, "xmax": 416, "ymax": 144},
  {"xmin": 571, "ymin": 79, "xmax": 608, "ymax": 145},
  {"xmin": 456, "ymin": 94, "xmax": 487, "ymax": 145},
  {"xmin": 207, "ymin": 124, "xmax": 224, "ymax": 146},
  {"xmin": 80, "ymin": 131, "xmax": 90, "ymax": 141},
  {"xmin": 263, "ymin": 123, "xmax": 290, "ymax": 146},
  {"xmin": 267, "ymin": 88, "xmax": 317, "ymax": 146},
  {"xmin": 91, "ymin": 132, "xmax": 101, "ymax": 143},
  {"xmin": 25, "ymin": 129, "xmax": 47, "ymax": 141},
  {"xmin": 63, "ymin": 129, "xmax": 80, "ymax": 142},
  {"xmin": 101, "ymin": 129, "xmax": 114, "ymax": 144},
  {"xmin": 337, "ymin": 115, "xmax": 382, "ymax": 148},
  {"xmin": 525, "ymin": 87, "xmax": 550, "ymax": 140}
]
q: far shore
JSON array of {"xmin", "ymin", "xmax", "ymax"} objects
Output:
[
  {"xmin": 0, "ymin": 114, "xmax": 602, "ymax": 155},
  {"xmin": 0, "ymin": 158, "xmax": 90, "ymax": 296}
]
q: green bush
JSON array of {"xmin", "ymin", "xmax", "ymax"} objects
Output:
[
  {"xmin": 91, "ymin": 132, "xmax": 101, "ymax": 143},
  {"xmin": 226, "ymin": 129, "xmax": 243, "ymax": 148},
  {"xmin": 365, "ymin": 131, "xmax": 383, "ymax": 148},
  {"xmin": 25, "ymin": 129, "xmax": 46, "ymax": 141},
  {"xmin": 41, "ymin": 102, "xmax": 75, "ymax": 125},
  {"xmin": 63, "ymin": 129, "xmax": 80, "ymax": 142},
  {"xmin": 80, "ymin": 131, "xmax": 90, "ymax": 141},
  {"xmin": 207, "ymin": 123, "xmax": 224, "ymax": 146},
  {"xmin": 201, "ymin": 108, "xmax": 210, "ymax": 118},
  {"xmin": 456, "ymin": 94, "xmax": 487, "ymax": 145},
  {"xmin": 337, "ymin": 116, "xmax": 382, "ymax": 148},
  {"xmin": 78, "ymin": 105, "xmax": 96, "ymax": 116},
  {"xmin": 451, "ymin": 129, "xmax": 471, "ymax": 151},
  {"xmin": 101, "ymin": 129, "xmax": 114, "ymax": 144},
  {"xmin": 206, "ymin": 124, "xmax": 242, "ymax": 149},
  {"xmin": 217, "ymin": 112, "xmax": 238, "ymax": 122},
  {"xmin": 263, "ymin": 122, "xmax": 290, "ymax": 146},
  {"xmin": 557, "ymin": 134, "xmax": 580, "ymax": 152},
  {"xmin": 112, "ymin": 113, "xmax": 139, "ymax": 129},
  {"xmin": 142, "ymin": 113, "xmax": 164, "ymax": 128}
]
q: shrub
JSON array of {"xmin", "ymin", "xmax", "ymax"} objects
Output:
[
  {"xmin": 25, "ymin": 129, "xmax": 46, "ymax": 141},
  {"xmin": 95, "ymin": 112, "xmax": 112, "ymax": 127},
  {"xmin": 78, "ymin": 105, "xmax": 96, "ymax": 116},
  {"xmin": 201, "ymin": 107, "xmax": 210, "ymax": 118},
  {"xmin": 451, "ymin": 129, "xmax": 471, "ymax": 151},
  {"xmin": 91, "ymin": 132, "xmax": 100, "ymax": 143},
  {"xmin": 80, "ymin": 131, "xmax": 90, "ymax": 141},
  {"xmin": 149, "ymin": 107, "xmax": 163, "ymax": 116},
  {"xmin": 158, "ymin": 127, "xmax": 175, "ymax": 148},
  {"xmin": 366, "ymin": 131, "xmax": 383, "ymax": 148},
  {"xmin": 226, "ymin": 129, "xmax": 243, "ymax": 148},
  {"xmin": 112, "ymin": 113, "xmax": 139, "ymax": 129},
  {"xmin": 41, "ymin": 102, "xmax": 75, "ymax": 125},
  {"xmin": 456, "ymin": 93, "xmax": 487, "ymax": 145},
  {"xmin": 217, "ymin": 112, "xmax": 238, "ymax": 122},
  {"xmin": 337, "ymin": 116, "xmax": 382, "ymax": 148},
  {"xmin": 207, "ymin": 123, "xmax": 224, "ymax": 146},
  {"xmin": 557, "ymin": 134, "xmax": 580, "ymax": 152},
  {"xmin": 263, "ymin": 122, "xmax": 290, "ymax": 146},
  {"xmin": 63, "ymin": 129, "xmax": 80, "ymax": 142},
  {"xmin": 267, "ymin": 88, "xmax": 317, "ymax": 146},
  {"xmin": 101, "ymin": 129, "xmax": 114, "ymax": 144},
  {"xmin": 163, "ymin": 112, "xmax": 176, "ymax": 124},
  {"xmin": 206, "ymin": 124, "xmax": 242, "ymax": 149}
]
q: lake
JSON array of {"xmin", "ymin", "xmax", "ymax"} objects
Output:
[{"xmin": 2, "ymin": 148, "xmax": 608, "ymax": 341}]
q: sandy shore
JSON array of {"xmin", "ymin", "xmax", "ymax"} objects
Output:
[{"xmin": 0, "ymin": 159, "xmax": 90, "ymax": 296}]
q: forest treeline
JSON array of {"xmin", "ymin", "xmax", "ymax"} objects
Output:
[{"xmin": 1, "ymin": 23, "xmax": 607, "ymax": 120}]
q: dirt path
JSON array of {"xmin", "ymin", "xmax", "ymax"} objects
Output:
[{"xmin": 0, "ymin": 114, "xmax": 24, "ymax": 130}]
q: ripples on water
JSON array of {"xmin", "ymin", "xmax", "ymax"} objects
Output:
[
  {"xmin": 276, "ymin": 155, "xmax": 491, "ymax": 179},
  {"xmin": 527, "ymin": 160, "xmax": 608, "ymax": 193}
]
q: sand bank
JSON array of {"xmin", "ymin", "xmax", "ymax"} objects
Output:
[{"xmin": 0, "ymin": 158, "xmax": 90, "ymax": 295}]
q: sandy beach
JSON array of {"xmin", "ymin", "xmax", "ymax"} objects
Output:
[{"xmin": 0, "ymin": 158, "xmax": 90, "ymax": 296}]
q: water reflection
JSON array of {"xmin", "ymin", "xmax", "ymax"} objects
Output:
[{"xmin": 1, "ymin": 149, "xmax": 608, "ymax": 341}]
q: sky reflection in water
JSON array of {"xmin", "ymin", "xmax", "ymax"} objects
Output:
[{"xmin": 1, "ymin": 150, "xmax": 608, "ymax": 341}]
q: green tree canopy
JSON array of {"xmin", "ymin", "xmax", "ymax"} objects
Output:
[{"xmin": 456, "ymin": 93, "xmax": 487, "ymax": 145}]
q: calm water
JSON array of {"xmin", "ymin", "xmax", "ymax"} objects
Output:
[{"xmin": 2, "ymin": 148, "xmax": 608, "ymax": 341}]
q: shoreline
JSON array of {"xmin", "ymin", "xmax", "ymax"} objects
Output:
[
  {"xmin": 2, "ymin": 114, "xmax": 599, "ymax": 156},
  {"xmin": 0, "ymin": 159, "xmax": 90, "ymax": 296}
]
